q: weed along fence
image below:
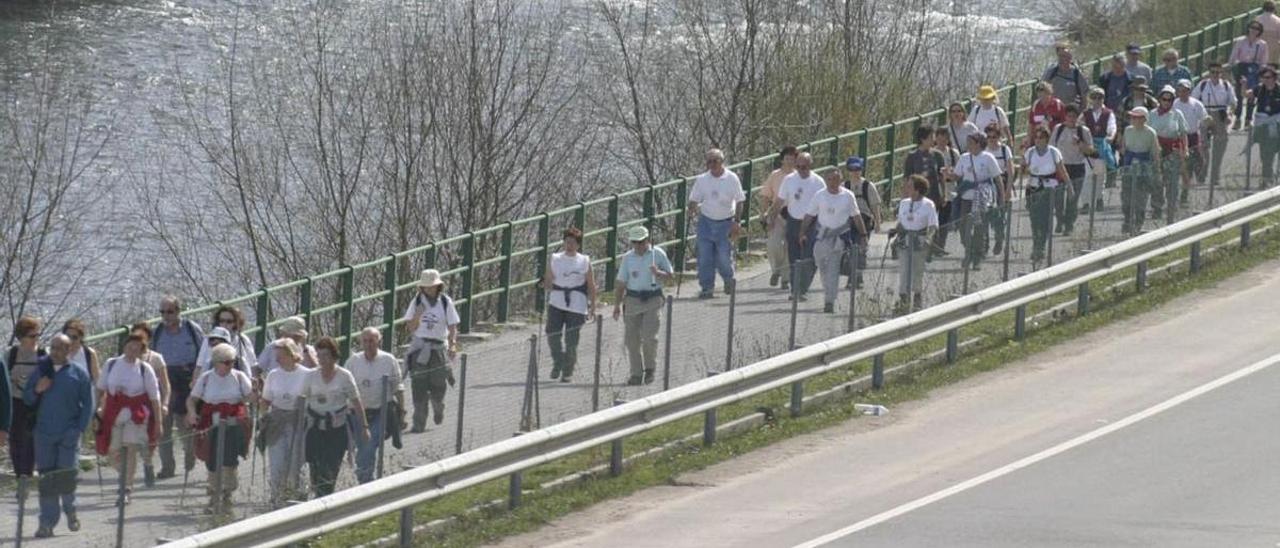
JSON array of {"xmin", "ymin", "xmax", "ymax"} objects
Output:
[{"xmin": 80, "ymin": 9, "xmax": 1262, "ymax": 357}]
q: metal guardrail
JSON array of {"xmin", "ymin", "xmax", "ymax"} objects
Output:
[
  {"xmin": 83, "ymin": 9, "xmax": 1261, "ymax": 356},
  {"xmin": 163, "ymin": 184, "xmax": 1280, "ymax": 547}
]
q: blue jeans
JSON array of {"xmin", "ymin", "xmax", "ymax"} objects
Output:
[
  {"xmin": 696, "ymin": 215, "xmax": 735, "ymax": 292},
  {"xmin": 355, "ymin": 407, "xmax": 388, "ymax": 484},
  {"xmin": 35, "ymin": 430, "xmax": 80, "ymax": 528}
]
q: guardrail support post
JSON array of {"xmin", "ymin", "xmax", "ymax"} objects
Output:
[
  {"xmin": 663, "ymin": 296, "xmax": 674, "ymax": 388},
  {"xmin": 1078, "ymin": 282, "xmax": 1090, "ymax": 317},
  {"xmin": 872, "ymin": 354, "xmax": 885, "ymax": 390},
  {"xmin": 790, "ymin": 380, "xmax": 804, "ymax": 417},
  {"xmin": 946, "ymin": 329, "xmax": 959, "ymax": 364},
  {"xmin": 610, "ymin": 399, "xmax": 626, "ymax": 477},
  {"xmin": 383, "ymin": 255, "xmax": 399, "ymax": 351},
  {"xmin": 1015, "ymin": 304, "xmax": 1028, "ymax": 341},
  {"xmin": 1190, "ymin": 242, "xmax": 1203, "ymax": 273},
  {"xmin": 399, "ymin": 507, "xmax": 414, "ymax": 547},
  {"xmin": 1136, "ymin": 261, "xmax": 1149, "ymax": 292},
  {"xmin": 508, "ymin": 432, "xmax": 524, "ymax": 510},
  {"xmin": 788, "ymin": 263, "xmax": 800, "ymax": 350},
  {"xmin": 455, "ymin": 354, "xmax": 468, "ymax": 455},
  {"xmin": 724, "ymin": 280, "xmax": 737, "ymax": 372},
  {"xmin": 703, "ymin": 372, "xmax": 719, "ymax": 446},
  {"xmin": 1242, "ymin": 222, "xmax": 1252, "ymax": 248},
  {"xmin": 847, "ymin": 249, "xmax": 859, "ymax": 332},
  {"xmin": 592, "ymin": 315, "xmax": 603, "ymax": 412}
]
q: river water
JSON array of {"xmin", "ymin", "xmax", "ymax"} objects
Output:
[{"xmin": 0, "ymin": 0, "xmax": 1059, "ymax": 331}]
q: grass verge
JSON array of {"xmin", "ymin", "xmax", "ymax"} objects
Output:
[{"xmin": 310, "ymin": 214, "xmax": 1280, "ymax": 548}]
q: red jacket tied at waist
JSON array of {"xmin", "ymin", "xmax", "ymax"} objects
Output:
[
  {"xmin": 1157, "ymin": 136, "xmax": 1185, "ymax": 151},
  {"xmin": 195, "ymin": 402, "xmax": 252, "ymax": 464},
  {"xmin": 95, "ymin": 392, "xmax": 158, "ymax": 456}
]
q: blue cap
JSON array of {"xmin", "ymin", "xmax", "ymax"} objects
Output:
[{"xmin": 845, "ymin": 156, "xmax": 864, "ymax": 171}]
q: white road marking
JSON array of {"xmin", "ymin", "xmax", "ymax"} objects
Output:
[{"xmin": 791, "ymin": 352, "xmax": 1280, "ymax": 548}]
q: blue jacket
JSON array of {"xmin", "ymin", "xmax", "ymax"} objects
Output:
[{"xmin": 23, "ymin": 358, "xmax": 95, "ymax": 436}]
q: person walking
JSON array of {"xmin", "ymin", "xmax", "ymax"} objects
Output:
[
  {"xmin": 1023, "ymin": 127, "xmax": 1072, "ymax": 268},
  {"xmin": 891, "ymin": 175, "xmax": 940, "ymax": 314},
  {"xmin": 843, "ymin": 156, "xmax": 881, "ymax": 289},
  {"xmin": 6, "ymin": 316, "xmax": 45, "ymax": 481},
  {"xmin": 1124, "ymin": 43, "xmax": 1153, "ymax": 83},
  {"xmin": 799, "ymin": 170, "xmax": 868, "ymax": 313},
  {"xmin": 94, "ymin": 333, "xmax": 164, "ymax": 505},
  {"xmin": 953, "ymin": 133, "xmax": 1003, "ymax": 270},
  {"xmin": 1148, "ymin": 86, "xmax": 1189, "ymax": 223},
  {"xmin": 542, "ymin": 227, "xmax": 597, "ymax": 382},
  {"xmin": 1251, "ymin": 66, "xmax": 1280, "ymax": 188},
  {"xmin": 23, "ymin": 334, "xmax": 93, "ymax": 538},
  {"xmin": 1150, "ymin": 49, "xmax": 1191, "ymax": 96},
  {"xmin": 346, "ymin": 327, "xmax": 404, "ymax": 484},
  {"xmin": 970, "ymin": 85, "xmax": 1013, "ymax": 145},
  {"xmin": 256, "ymin": 316, "xmax": 318, "ymax": 378},
  {"xmin": 188, "ymin": 344, "xmax": 253, "ymax": 513},
  {"xmin": 151, "ymin": 296, "xmax": 204, "ymax": 479},
  {"xmin": 1193, "ymin": 62, "xmax": 1237, "ymax": 188},
  {"xmin": 303, "ymin": 337, "xmax": 368, "ymax": 498},
  {"xmin": 1173, "ymin": 80, "xmax": 1209, "ymax": 204},
  {"xmin": 1098, "ymin": 55, "xmax": 1133, "ymax": 112},
  {"xmin": 611, "ymin": 226, "xmax": 673, "ymax": 386},
  {"xmin": 128, "ymin": 322, "xmax": 172, "ymax": 488},
  {"xmin": 983, "ymin": 125, "xmax": 1015, "ymax": 255},
  {"xmin": 769, "ymin": 152, "xmax": 826, "ymax": 300},
  {"xmin": 1050, "ymin": 104, "xmax": 1096, "ymax": 235},
  {"xmin": 1118, "ymin": 107, "xmax": 1161, "ymax": 235},
  {"xmin": 760, "ymin": 146, "xmax": 797, "ymax": 290},
  {"xmin": 945, "ymin": 102, "xmax": 982, "ymax": 153},
  {"xmin": 1029, "ymin": 82, "xmax": 1067, "ymax": 137},
  {"xmin": 61, "ymin": 319, "xmax": 100, "ymax": 383},
  {"xmin": 1229, "ymin": 21, "xmax": 1268, "ymax": 130},
  {"xmin": 1120, "ymin": 78, "xmax": 1159, "ymax": 135},
  {"xmin": 1041, "ymin": 46, "xmax": 1089, "ymax": 107},
  {"xmin": 260, "ymin": 338, "xmax": 311, "ymax": 507},
  {"xmin": 402, "ymin": 269, "xmax": 459, "ymax": 432},
  {"xmin": 1083, "ymin": 88, "xmax": 1118, "ymax": 211},
  {"xmin": 1257, "ymin": 1, "xmax": 1280, "ymax": 66},
  {"xmin": 196, "ymin": 306, "xmax": 257, "ymax": 378},
  {"xmin": 932, "ymin": 126, "xmax": 960, "ymax": 255},
  {"xmin": 688, "ymin": 148, "xmax": 745, "ymax": 299}
]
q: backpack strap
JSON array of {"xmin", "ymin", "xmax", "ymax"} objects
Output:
[{"xmin": 5, "ymin": 346, "xmax": 15, "ymax": 371}]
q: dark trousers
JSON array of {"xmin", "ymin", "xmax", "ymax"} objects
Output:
[
  {"xmin": 204, "ymin": 423, "xmax": 246, "ymax": 472},
  {"xmin": 785, "ymin": 217, "xmax": 817, "ymax": 296},
  {"xmin": 408, "ymin": 348, "xmax": 449, "ymax": 430},
  {"xmin": 1058, "ymin": 164, "xmax": 1087, "ymax": 231},
  {"xmin": 9, "ymin": 397, "xmax": 36, "ymax": 476},
  {"xmin": 953, "ymin": 199, "xmax": 989, "ymax": 267},
  {"xmin": 306, "ymin": 424, "xmax": 348, "ymax": 497},
  {"xmin": 546, "ymin": 306, "xmax": 586, "ymax": 377}
]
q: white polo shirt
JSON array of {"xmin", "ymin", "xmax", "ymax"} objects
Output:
[
  {"xmin": 1173, "ymin": 97, "xmax": 1208, "ymax": 135},
  {"xmin": 778, "ymin": 172, "xmax": 825, "ymax": 220},
  {"xmin": 806, "ymin": 187, "xmax": 861, "ymax": 230},
  {"xmin": 897, "ymin": 198, "xmax": 940, "ymax": 232},
  {"xmin": 689, "ymin": 170, "xmax": 745, "ymax": 221}
]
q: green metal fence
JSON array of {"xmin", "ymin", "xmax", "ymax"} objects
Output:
[{"xmin": 83, "ymin": 9, "xmax": 1261, "ymax": 356}]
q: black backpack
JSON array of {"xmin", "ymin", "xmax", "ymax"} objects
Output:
[{"xmin": 1047, "ymin": 64, "xmax": 1086, "ymax": 103}]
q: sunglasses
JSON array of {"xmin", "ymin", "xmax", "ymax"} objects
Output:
[
  {"xmin": 949, "ymin": 110, "xmax": 963, "ymax": 114},
  {"xmin": 160, "ymin": 308, "xmax": 178, "ymax": 314},
  {"xmin": 1265, "ymin": 75, "xmax": 1277, "ymax": 80},
  {"xmin": 20, "ymin": 333, "xmax": 38, "ymax": 340},
  {"xmin": 218, "ymin": 317, "xmax": 237, "ymax": 325}
]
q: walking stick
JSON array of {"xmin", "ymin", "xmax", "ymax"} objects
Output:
[{"xmin": 248, "ymin": 404, "xmax": 258, "ymax": 500}]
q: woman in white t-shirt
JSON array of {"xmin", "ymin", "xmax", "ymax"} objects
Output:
[
  {"xmin": 542, "ymin": 227, "xmax": 597, "ymax": 383},
  {"xmin": 1022, "ymin": 127, "xmax": 1072, "ymax": 268},
  {"xmin": 953, "ymin": 133, "xmax": 1003, "ymax": 271},
  {"xmin": 893, "ymin": 175, "xmax": 940, "ymax": 314},
  {"xmin": 984, "ymin": 124, "xmax": 1016, "ymax": 257},
  {"xmin": 401, "ymin": 269, "xmax": 460, "ymax": 433},
  {"xmin": 187, "ymin": 343, "xmax": 253, "ymax": 513},
  {"xmin": 260, "ymin": 338, "xmax": 312, "ymax": 507},
  {"xmin": 95, "ymin": 333, "xmax": 163, "ymax": 505},
  {"xmin": 303, "ymin": 338, "xmax": 367, "ymax": 498}
]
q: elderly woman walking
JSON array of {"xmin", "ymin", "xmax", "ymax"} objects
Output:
[
  {"xmin": 303, "ymin": 337, "xmax": 368, "ymax": 498},
  {"xmin": 260, "ymin": 338, "xmax": 312, "ymax": 507},
  {"xmin": 188, "ymin": 344, "xmax": 254, "ymax": 513}
]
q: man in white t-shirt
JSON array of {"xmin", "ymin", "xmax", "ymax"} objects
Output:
[
  {"xmin": 401, "ymin": 269, "xmax": 459, "ymax": 433},
  {"xmin": 688, "ymin": 148, "xmax": 746, "ymax": 299},
  {"xmin": 767, "ymin": 152, "xmax": 826, "ymax": 301},
  {"xmin": 345, "ymin": 327, "xmax": 404, "ymax": 483},
  {"xmin": 800, "ymin": 171, "xmax": 868, "ymax": 313},
  {"xmin": 1173, "ymin": 79, "xmax": 1209, "ymax": 197}
]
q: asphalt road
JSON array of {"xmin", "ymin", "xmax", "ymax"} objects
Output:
[{"xmin": 492, "ymin": 257, "xmax": 1280, "ymax": 548}]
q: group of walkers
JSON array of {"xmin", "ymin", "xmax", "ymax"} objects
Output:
[
  {"xmin": 5, "ymin": 3, "xmax": 1279, "ymax": 540},
  {"xmin": 0, "ymin": 273, "xmax": 469, "ymax": 537}
]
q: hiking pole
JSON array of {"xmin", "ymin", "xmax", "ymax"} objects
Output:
[
  {"xmin": 16, "ymin": 475, "xmax": 28, "ymax": 548},
  {"xmin": 248, "ymin": 404, "xmax": 259, "ymax": 501}
]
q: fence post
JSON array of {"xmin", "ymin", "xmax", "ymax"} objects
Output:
[
  {"xmin": 872, "ymin": 354, "xmax": 885, "ymax": 390},
  {"xmin": 116, "ymin": 445, "xmax": 129, "ymax": 548},
  {"xmin": 459, "ymin": 234, "xmax": 476, "ymax": 334},
  {"xmin": 789, "ymin": 380, "xmax": 804, "ymax": 418},
  {"xmin": 1078, "ymin": 282, "xmax": 1091, "ymax": 317},
  {"xmin": 610, "ymin": 398, "xmax": 626, "ymax": 477},
  {"xmin": 739, "ymin": 162, "xmax": 754, "ymax": 253},
  {"xmin": 508, "ymin": 432, "xmax": 523, "ymax": 510},
  {"xmin": 847, "ymin": 249, "xmax": 858, "ymax": 332},
  {"xmin": 1008, "ymin": 82, "xmax": 1019, "ymax": 138},
  {"xmin": 788, "ymin": 264, "xmax": 800, "ymax": 350},
  {"xmin": 341, "ymin": 265, "xmax": 356, "ymax": 358},
  {"xmin": 382, "ymin": 254, "xmax": 399, "ymax": 352},
  {"xmin": 399, "ymin": 507, "xmax": 414, "ymax": 547},
  {"xmin": 574, "ymin": 202, "xmax": 587, "ymax": 234},
  {"xmin": 663, "ymin": 296, "xmax": 674, "ymax": 389},
  {"xmin": 300, "ymin": 277, "xmax": 314, "ymax": 326},
  {"xmin": 1137, "ymin": 260, "xmax": 1149, "ymax": 292},
  {"xmin": 1190, "ymin": 241, "xmax": 1203, "ymax": 273},
  {"xmin": 946, "ymin": 329, "xmax": 959, "ymax": 364},
  {"xmin": 643, "ymin": 184, "xmax": 656, "ymax": 230},
  {"xmin": 1015, "ymin": 304, "xmax": 1028, "ymax": 340},
  {"xmin": 703, "ymin": 371, "xmax": 719, "ymax": 446},
  {"xmin": 535, "ymin": 215, "xmax": 550, "ymax": 312},
  {"xmin": 1195, "ymin": 31, "xmax": 1205, "ymax": 74},
  {"xmin": 498, "ymin": 222, "xmax": 515, "ymax": 323},
  {"xmin": 592, "ymin": 315, "xmax": 603, "ymax": 412},
  {"xmin": 606, "ymin": 196, "xmax": 621, "ymax": 292},
  {"xmin": 724, "ymin": 280, "xmax": 737, "ymax": 372},
  {"xmin": 519, "ymin": 334, "xmax": 539, "ymax": 432},
  {"xmin": 883, "ymin": 124, "xmax": 898, "ymax": 198},
  {"xmin": 455, "ymin": 354, "xmax": 468, "ymax": 455},
  {"xmin": 1242, "ymin": 222, "xmax": 1252, "ymax": 248},
  {"xmin": 255, "ymin": 288, "xmax": 271, "ymax": 351}
]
